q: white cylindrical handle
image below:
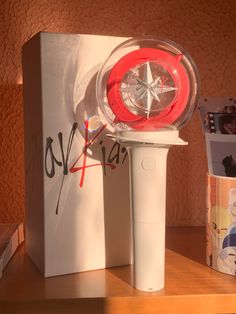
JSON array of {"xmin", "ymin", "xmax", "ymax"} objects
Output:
[{"xmin": 128, "ymin": 145, "xmax": 170, "ymax": 291}]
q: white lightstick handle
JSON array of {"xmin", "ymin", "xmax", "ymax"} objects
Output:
[{"xmin": 127, "ymin": 145, "xmax": 170, "ymax": 292}]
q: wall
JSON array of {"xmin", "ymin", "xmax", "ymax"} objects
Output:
[{"xmin": 1, "ymin": 0, "xmax": 236, "ymax": 226}]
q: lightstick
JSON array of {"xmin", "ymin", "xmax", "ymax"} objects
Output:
[{"xmin": 96, "ymin": 37, "xmax": 199, "ymax": 291}]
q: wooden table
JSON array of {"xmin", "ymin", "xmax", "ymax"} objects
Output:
[{"xmin": 0, "ymin": 227, "xmax": 236, "ymax": 314}]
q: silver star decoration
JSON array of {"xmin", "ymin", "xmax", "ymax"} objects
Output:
[{"xmin": 120, "ymin": 62, "xmax": 177, "ymax": 118}]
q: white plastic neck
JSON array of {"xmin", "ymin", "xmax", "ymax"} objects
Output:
[{"xmin": 108, "ymin": 130, "xmax": 187, "ymax": 146}]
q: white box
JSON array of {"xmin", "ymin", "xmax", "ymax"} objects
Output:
[{"xmin": 23, "ymin": 32, "xmax": 131, "ymax": 277}]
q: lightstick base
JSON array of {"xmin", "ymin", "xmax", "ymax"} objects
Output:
[{"xmin": 110, "ymin": 131, "xmax": 187, "ymax": 292}]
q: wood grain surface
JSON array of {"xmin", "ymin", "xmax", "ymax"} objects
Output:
[{"xmin": 1, "ymin": 227, "xmax": 236, "ymax": 313}]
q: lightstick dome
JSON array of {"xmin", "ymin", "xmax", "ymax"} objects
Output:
[{"xmin": 96, "ymin": 37, "xmax": 199, "ymax": 131}]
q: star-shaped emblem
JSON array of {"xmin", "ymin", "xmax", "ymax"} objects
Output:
[{"xmin": 120, "ymin": 62, "xmax": 178, "ymax": 117}]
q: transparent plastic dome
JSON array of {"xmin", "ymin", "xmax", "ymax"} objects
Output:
[{"xmin": 96, "ymin": 36, "xmax": 199, "ymax": 132}]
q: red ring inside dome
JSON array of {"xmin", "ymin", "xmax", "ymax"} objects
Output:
[{"xmin": 106, "ymin": 48, "xmax": 190, "ymax": 130}]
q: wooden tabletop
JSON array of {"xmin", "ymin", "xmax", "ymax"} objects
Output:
[{"xmin": 0, "ymin": 227, "xmax": 236, "ymax": 314}]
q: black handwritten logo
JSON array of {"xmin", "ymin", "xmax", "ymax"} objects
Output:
[{"xmin": 45, "ymin": 121, "xmax": 127, "ymax": 214}]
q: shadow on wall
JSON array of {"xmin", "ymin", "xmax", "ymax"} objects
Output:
[
  {"xmin": 165, "ymin": 226, "xmax": 206, "ymax": 265},
  {"xmin": 0, "ymin": 83, "xmax": 25, "ymax": 223}
]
